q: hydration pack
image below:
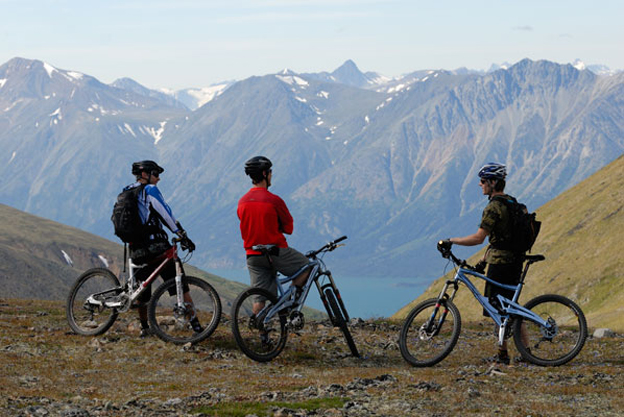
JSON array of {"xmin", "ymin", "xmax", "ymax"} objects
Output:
[
  {"xmin": 491, "ymin": 196, "xmax": 541, "ymax": 253},
  {"xmin": 111, "ymin": 184, "xmax": 147, "ymax": 243}
]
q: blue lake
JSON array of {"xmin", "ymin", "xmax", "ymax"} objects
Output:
[{"xmin": 211, "ymin": 268, "xmax": 431, "ymax": 319}]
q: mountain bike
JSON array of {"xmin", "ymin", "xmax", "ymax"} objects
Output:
[
  {"xmin": 399, "ymin": 242, "xmax": 587, "ymax": 367},
  {"xmin": 231, "ymin": 236, "xmax": 360, "ymax": 362},
  {"xmin": 66, "ymin": 237, "xmax": 222, "ymax": 344}
]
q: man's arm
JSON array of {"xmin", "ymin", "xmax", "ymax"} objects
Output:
[
  {"xmin": 450, "ymin": 228, "xmax": 489, "ymax": 246},
  {"xmin": 274, "ymin": 196, "xmax": 294, "ymax": 235},
  {"xmin": 145, "ymin": 185, "xmax": 179, "ymax": 233}
]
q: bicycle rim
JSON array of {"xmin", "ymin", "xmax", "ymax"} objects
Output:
[
  {"xmin": 148, "ymin": 276, "xmax": 222, "ymax": 344},
  {"xmin": 514, "ymin": 294, "xmax": 587, "ymax": 366},
  {"xmin": 231, "ymin": 288, "xmax": 287, "ymax": 362},
  {"xmin": 399, "ymin": 298, "xmax": 461, "ymax": 367},
  {"xmin": 324, "ymin": 289, "xmax": 359, "ymax": 357},
  {"xmin": 66, "ymin": 268, "xmax": 120, "ymax": 336}
]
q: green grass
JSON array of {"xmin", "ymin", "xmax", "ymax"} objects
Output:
[{"xmin": 191, "ymin": 397, "xmax": 347, "ymax": 416}]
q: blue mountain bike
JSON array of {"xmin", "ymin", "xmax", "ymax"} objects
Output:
[
  {"xmin": 399, "ymin": 242, "xmax": 587, "ymax": 367},
  {"xmin": 231, "ymin": 236, "xmax": 359, "ymax": 362}
]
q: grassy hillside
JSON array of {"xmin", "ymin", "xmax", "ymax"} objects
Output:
[
  {"xmin": 393, "ymin": 154, "xmax": 624, "ymax": 332},
  {"xmin": 0, "ymin": 203, "xmax": 248, "ymax": 309}
]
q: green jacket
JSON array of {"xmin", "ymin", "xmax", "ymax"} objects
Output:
[{"xmin": 480, "ymin": 194, "xmax": 524, "ymax": 264}]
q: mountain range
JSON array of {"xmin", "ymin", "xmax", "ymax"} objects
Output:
[{"xmin": 1, "ymin": 56, "xmax": 623, "ymax": 280}]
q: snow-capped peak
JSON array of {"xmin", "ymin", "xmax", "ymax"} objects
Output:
[
  {"xmin": 43, "ymin": 62, "xmax": 58, "ymax": 78},
  {"xmin": 572, "ymin": 59, "xmax": 586, "ymax": 71}
]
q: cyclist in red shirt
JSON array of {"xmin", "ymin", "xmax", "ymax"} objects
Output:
[{"xmin": 237, "ymin": 156, "xmax": 310, "ymax": 314}]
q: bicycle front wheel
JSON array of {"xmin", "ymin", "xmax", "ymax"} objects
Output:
[
  {"xmin": 66, "ymin": 268, "xmax": 121, "ymax": 336},
  {"xmin": 513, "ymin": 294, "xmax": 587, "ymax": 366},
  {"xmin": 324, "ymin": 288, "xmax": 359, "ymax": 357},
  {"xmin": 148, "ymin": 276, "xmax": 222, "ymax": 345},
  {"xmin": 399, "ymin": 298, "xmax": 461, "ymax": 367},
  {"xmin": 231, "ymin": 288, "xmax": 287, "ymax": 362}
]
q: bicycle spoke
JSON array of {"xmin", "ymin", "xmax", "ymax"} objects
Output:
[
  {"xmin": 149, "ymin": 276, "xmax": 221, "ymax": 344},
  {"xmin": 399, "ymin": 299, "xmax": 461, "ymax": 367},
  {"xmin": 231, "ymin": 288, "xmax": 287, "ymax": 362},
  {"xmin": 514, "ymin": 294, "xmax": 587, "ymax": 366},
  {"xmin": 66, "ymin": 269, "xmax": 120, "ymax": 336}
]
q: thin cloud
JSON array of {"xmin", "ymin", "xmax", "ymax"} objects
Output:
[{"xmin": 513, "ymin": 25, "xmax": 534, "ymax": 31}]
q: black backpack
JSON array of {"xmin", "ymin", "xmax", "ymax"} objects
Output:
[
  {"xmin": 111, "ymin": 184, "xmax": 147, "ymax": 244},
  {"xmin": 491, "ymin": 196, "xmax": 541, "ymax": 253}
]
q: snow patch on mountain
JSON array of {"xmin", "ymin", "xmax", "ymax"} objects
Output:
[
  {"xmin": 276, "ymin": 74, "xmax": 309, "ymax": 87},
  {"xmin": 67, "ymin": 71, "xmax": 84, "ymax": 80},
  {"xmin": 43, "ymin": 62, "xmax": 58, "ymax": 78},
  {"xmin": 146, "ymin": 121, "xmax": 168, "ymax": 145},
  {"xmin": 0, "ymin": 78, "xmax": 6, "ymax": 88},
  {"xmin": 61, "ymin": 250, "xmax": 73, "ymax": 266},
  {"xmin": 98, "ymin": 255, "xmax": 109, "ymax": 267}
]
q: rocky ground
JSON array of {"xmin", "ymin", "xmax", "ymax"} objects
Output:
[{"xmin": 1, "ymin": 298, "xmax": 623, "ymax": 416}]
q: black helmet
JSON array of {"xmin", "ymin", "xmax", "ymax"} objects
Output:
[
  {"xmin": 132, "ymin": 160, "xmax": 164, "ymax": 176},
  {"xmin": 244, "ymin": 156, "xmax": 272, "ymax": 177}
]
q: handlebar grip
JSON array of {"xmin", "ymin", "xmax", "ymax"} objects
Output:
[{"xmin": 333, "ymin": 235, "xmax": 347, "ymax": 244}]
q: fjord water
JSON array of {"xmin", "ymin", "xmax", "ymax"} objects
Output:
[{"xmin": 211, "ymin": 268, "xmax": 429, "ymax": 319}]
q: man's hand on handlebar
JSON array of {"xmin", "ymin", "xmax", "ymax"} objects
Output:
[
  {"xmin": 175, "ymin": 223, "xmax": 196, "ymax": 252},
  {"xmin": 437, "ymin": 239, "xmax": 452, "ymax": 258}
]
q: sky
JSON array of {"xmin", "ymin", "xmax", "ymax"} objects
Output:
[{"xmin": 1, "ymin": 0, "xmax": 622, "ymax": 90}]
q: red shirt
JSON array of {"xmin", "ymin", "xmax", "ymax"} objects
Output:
[{"xmin": 237, "ymin": 187, "xmax": 294, "ymax": 255}]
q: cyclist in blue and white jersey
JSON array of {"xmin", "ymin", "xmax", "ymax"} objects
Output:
[{"xmin": 126, "ymin": 160, "xmax": 197, "ymax": 337}]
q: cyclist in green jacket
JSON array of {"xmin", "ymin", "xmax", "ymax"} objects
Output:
[{"xmin": 443, "ymin": 162, "xmax": 529, "ymax": 365}]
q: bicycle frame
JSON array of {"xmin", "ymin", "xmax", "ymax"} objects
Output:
[
  {"xmin": 86, "ymin": 244, "xmax": 185, "ymax": 312},
  {"xmin": 438, "ymin": 265, "xmax": 552, "ymax": 342},
  {"xmin": 257, "ymin": 252, "xmax": 346, "ymax": 327}
]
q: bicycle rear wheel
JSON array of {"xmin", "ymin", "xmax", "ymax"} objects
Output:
[
  {"xmin": 324, "ymin": 288, "xmax": 359, "ymax": 357},
  {"xmin": 66, "ymin": 268, "xmax": 121, "ymax": 336},
  {"xmin": 399, "ymin": 298, "xmax": 461, "ymax": 367},
  {"xmin": 231, "ymin": 288, "xmax": 287, "ymax": 362},
  {"xmin": 513, "ymin": 294, "xmax": 587, "ymax": 366},
  {"xmin": 148, "ymin": 275, "xmax": 222, "ymax": 344}
]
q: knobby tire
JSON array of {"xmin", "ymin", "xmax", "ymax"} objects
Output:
[
  {"xmin": 513, "ymin": 293, "xmax": 587, "ymax": 366},
  {"xmin": 66, "ymin": 268, "xmax": 121, "ymax": 336},
  {"xmin": 148, "ymin": 275, "xmax": 222, "ymax": 345},
  {"xmin": 399, "ymin": 298, "xmax": 462, "ymax": 367},
  {"xmin": 231, "ymin": 287, "xmax": 288, "ymax": 362}
]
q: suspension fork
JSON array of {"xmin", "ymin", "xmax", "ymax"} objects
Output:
[
  {"xmin": 428, "ymin": 280, "xmax": 458, "ymax": 334},
  {"xmin": 174, "ymin": 258, "xmax": 185, "ymax": 307},
  {"xmin": 317, "ymin": 271, "xmax": 350, "ymax": 322}
]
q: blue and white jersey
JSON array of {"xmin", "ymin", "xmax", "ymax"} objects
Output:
[{"xmin": 124, "ymin": 182, "xmax": 179, "ymax": 234}]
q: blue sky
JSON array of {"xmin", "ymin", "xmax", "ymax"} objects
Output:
[{"xmin": 1, "ymin": 0, "xmax": 622, "ymax": 89}]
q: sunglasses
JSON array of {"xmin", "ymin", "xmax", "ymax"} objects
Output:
[
  {"xmin": 150, "ymin": 171, "xmax": 160, "ymax": 178},
  {"xmin": 480, "ymin": 178, "xmax": 488, "ymax": 184}
]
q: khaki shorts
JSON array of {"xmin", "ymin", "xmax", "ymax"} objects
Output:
[{"xmin": 246, "ymin": 246, "xmax": 310, "ymax": 301}]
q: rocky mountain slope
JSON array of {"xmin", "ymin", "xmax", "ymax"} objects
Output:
[
  {"xmin": 0, "ymin": 203, "xmax": 247, "ymax": 308},
  {"xmin": 2, "ymin": 57, "xmax": 624, "ymax": 280},
  {"xmin": 393, "ymin": 154, "xmax": 624, "ymax": 332}
]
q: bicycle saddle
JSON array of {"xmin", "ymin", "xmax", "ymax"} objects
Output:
[
  {"xmin": 525, "ymin": 254, "xmax": 545, "ymax": 263},
  {"xmin": 252, "ymin": 244, "xmax": 278, "ymax": 255}
]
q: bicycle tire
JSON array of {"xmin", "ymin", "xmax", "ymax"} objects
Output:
[
  {"xmin": 66, "ymin": 268, "xmax": 121, "ymax": 336},
  {"xmin": 324, "ymin": 288, "xmax": 360, "ymax": 357},
  {"xmin": 148, "ymin": 275, "xmax": 222, "ymax": 345},
  {"xmin": 231, "ymin": 287, "xmax": 288, "ymax": 362},
  {"xmin": 399, "ymin": 298, "xmax": 461, "ymax": 367},
  {"xmin": 513, "ymin": 294, "xmax": 587, "ymax": 366}
]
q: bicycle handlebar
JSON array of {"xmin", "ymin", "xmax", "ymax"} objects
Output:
[{"xmin": 307, "ymin": 235, "xmax": 348, "ymax": 258}]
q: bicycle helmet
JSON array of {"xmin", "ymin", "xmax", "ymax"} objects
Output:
[
  {"xmin": 132, "ymin": 160, "xmax": 164, "ymax": 176},
  {"xmin": 244, "ymin": 156, "xmax": 272, "ymax": 177},
  {"xmin": 478, "ymin": 162, "xmax": 506, "ymax": 180}
]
